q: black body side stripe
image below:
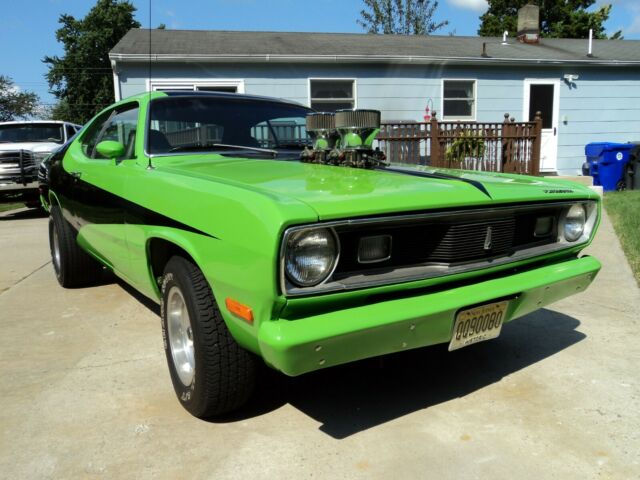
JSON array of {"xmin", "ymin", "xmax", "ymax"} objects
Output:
[
  {"xmin": 377, "ymin": 166, "xmax": 493, "ymax": 199},
  {"xmin": 122, "ymin": 190, "xmax": 219, "ymax": 239},
  {"xmin": 56, "ymin": 172, "xmax": 217, "ymax": 239}
]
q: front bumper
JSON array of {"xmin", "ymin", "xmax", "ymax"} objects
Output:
[
  {"xmin": 258, "ymin": 255, "xmax": 600, "ymax": 376},
  {"xmin": 0, "ymin": 178, "xmax": 39, "ymax": 192}
]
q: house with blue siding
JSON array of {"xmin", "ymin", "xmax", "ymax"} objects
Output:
[{"xmin": 109, "ymin": 22, "xmax": 640, "ymax": 175}]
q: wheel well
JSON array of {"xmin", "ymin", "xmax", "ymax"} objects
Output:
[
  {"xmin": 148, "ymin": 238, "xmax": 195, "ymax": 285},
  {"xmin": 48, "ymin": 191, "xmax": 61, "ymax": 208}
]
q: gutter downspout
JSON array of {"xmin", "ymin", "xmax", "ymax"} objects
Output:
[{"xmin": 111, "ymin": 59, "xmax": 121, "ymax": 102}]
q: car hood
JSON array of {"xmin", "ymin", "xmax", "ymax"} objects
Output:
[
  {"xmin": 0, "ymin": 142, "xmax": 60, "ymax": 153},
  {"xmin": 157, "ymin": 156, "xmax": 597, "ymax": 220}
]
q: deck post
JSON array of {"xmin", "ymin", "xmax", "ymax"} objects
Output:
[
  {"xmin": 430, "ymin": 112, "xmax": 440, "ymax": 167},
  {"xmin": 531, "ymin": 111, "xmax": 542, "ymax": 176}
]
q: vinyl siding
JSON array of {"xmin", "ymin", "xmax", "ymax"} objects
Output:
[{"xmin": 117, "ymin": 63, "xmax": 640, "ymax": 175}]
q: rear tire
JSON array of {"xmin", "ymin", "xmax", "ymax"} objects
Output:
[
  {"xmin": 161, "ymin": 256, "xmax": 256, "ymax": 418},
  {"xmin": 49, "ymin": 206, "xmax": 103, "ymax": 287}
]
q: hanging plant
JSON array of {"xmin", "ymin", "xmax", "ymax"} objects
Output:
[{"xmin": 445, "ymin": 129, "xmax": 486, "ymax": 163}]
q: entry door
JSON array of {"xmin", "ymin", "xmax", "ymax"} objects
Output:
[{"xmin": 524, "ymin": 80, "xmax": 560, "ymax": 172}]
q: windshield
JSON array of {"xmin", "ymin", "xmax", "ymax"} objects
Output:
[
  {"xmin": 0, "ymin": 124, "xmax": 64, "ymax": 144},
  {"xmin": 148, "ymin": 96, "xmax": 312, "ymax": 155}
]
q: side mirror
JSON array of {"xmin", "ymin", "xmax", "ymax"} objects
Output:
[{"xmin": 96, "ymin": 140, "xmax": 125, "ymax": 160}]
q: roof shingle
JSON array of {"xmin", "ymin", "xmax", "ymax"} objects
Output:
[{"xmin": 110, "ymin": 29, "xmax": 640, "ymax": 66}]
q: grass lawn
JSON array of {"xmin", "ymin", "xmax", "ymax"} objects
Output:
[
  {"xmin": 0, "ymin": 202, "xmax": 23, "ymax": 213},
  {"xmin": 604, "ymin": 190, "xmax": 640, "ymax": 286}
]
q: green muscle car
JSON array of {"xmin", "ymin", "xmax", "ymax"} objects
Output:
[{"xmin": 47, "ymin": 91, "xmax": 601, "ymax": 418}]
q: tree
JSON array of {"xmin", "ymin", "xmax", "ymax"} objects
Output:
[
  {"xmin": 478, "ymin": 1, "xmax": 622, "ymax": 39},
  {"xmin": 0, "ymin": 75, "xmax": 39, "ymax": 122},
  {"xmin": 358, "ymin": 0, "xmax": 448, "ymax": 35},
  {"xmin": 43, "ymin": 0, "xmax": 140, "ymax": 124}
]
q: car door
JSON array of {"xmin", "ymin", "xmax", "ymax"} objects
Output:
[{"xmin": 61, "ymin": 102, "xmax": 140, "ymax": 276}]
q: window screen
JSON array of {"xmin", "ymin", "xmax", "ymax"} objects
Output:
[
  {"xmin": 310, "ymin": 80, "xmax": 355, "ymax": 111},
  {"xmin": 443, "ymin": 80, "xmax": 475, "ymax": 120}
]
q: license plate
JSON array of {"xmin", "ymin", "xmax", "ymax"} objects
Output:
[{"xmin": 448, "ymin": 300, "xmax": 509, "ymax": 351}]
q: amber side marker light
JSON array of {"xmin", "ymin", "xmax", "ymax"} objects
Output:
[{"xmin": 225, "ymin": 298, "xmax": 254, "ymax": 323}]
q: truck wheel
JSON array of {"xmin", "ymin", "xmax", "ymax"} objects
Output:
[
  {"xmin": 161, "ymin": 256, "xmax": 256, "ymax": 418},
  {"xmin": 49, "ymin": 206, "xmax": 103, "ymax": 287}
]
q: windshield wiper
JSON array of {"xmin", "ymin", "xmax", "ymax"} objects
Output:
[{"xmin": 168, "ymin": 142, "xmax": 278, "ymax": 157}]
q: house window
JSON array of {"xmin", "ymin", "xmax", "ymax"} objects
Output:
[
  {"xmin": 196, "ymin": 85, "xmax": 238, "ymax": 93},
  {"xmin": 442, "ymin": 80, "xmax": 476, "ymax": 120},
  {"xmin": 310, "ymin": 79, "xmax": 355, "ymax": 111},
  {"xmin": 150, "ymin": 79, "xmax": 245, "ymax": 93}
]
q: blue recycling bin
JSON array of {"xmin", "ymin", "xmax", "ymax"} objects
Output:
[{"xmin": 585, "ymin": 142, "xmax": 635, "ymax": 191}]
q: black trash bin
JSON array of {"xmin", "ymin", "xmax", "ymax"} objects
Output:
[{"xmin": 626, "ymin": 144, "xmax": 640, "ymax": 190}]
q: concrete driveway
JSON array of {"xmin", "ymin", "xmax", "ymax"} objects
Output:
[{"xmin": 0, "ymin": 207, "xmax": 638, "ymax": 479}]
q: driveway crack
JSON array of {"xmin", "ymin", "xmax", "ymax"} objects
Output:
[{"xmin": 0, "ymin": 261, "xmax": 51, "ymax": 296}]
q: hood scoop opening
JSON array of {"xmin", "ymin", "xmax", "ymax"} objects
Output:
[{"xmin": 301, "ymin": 110, "xmax": 388, "ymax": 169}]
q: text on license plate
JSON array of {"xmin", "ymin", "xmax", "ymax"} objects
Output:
[{"xmin": 448, "ymin": 300, "xmax": 509, "ymax": 352}]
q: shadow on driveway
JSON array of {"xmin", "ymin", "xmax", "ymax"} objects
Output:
[
  {"xmin": 0, "ymin": 208, "xmax": 48, "ymax": 221},
  {"xmin": 119, "ymin": 279, "xmax": 585, "ymax": 439},
  {"xmin": 225, "ymin": 309, "xmax": 584, "ymax": 439}
]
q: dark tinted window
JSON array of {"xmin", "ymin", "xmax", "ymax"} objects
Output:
[
  {"xmin": 0, "ymin": 124, "xmax": 64, "ymax": 144},
  {"xmin": 65, "ymin": 124, "xmax": 76, "ymax": 140},
  {"xmin": 148, "ymin": 97, "xmax": 312, "ymax": 154}
]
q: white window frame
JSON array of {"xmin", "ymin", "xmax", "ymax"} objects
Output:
[
  {"xmin": 441, "ymin": 79, "xmax": 477, "ymax": 121},
  {"xmin": 146, "ymin": 78, "xmax": 245, "ymax": 93},
  {"xmin": 308, "ymin": 78, "xmax": 358, "ymax": 110}
]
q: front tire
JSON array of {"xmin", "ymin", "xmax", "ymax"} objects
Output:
[
  {"xmin": 49, "ymin": 206, "xmax": 103, "ymax": 287},
  {"xmin": 161, "ymin": 256, "xmax": 256, "ymax": 418}
]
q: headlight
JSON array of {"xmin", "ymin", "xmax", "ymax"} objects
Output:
[
  {"xmin": 285, "ymin": 228, "xmax": 338, "ymax": 287},
  {"xmin": 563, "ymin": 204, "xmax": 586, "ymax": 242}
]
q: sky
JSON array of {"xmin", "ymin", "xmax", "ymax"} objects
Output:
[{"xmin": 1, "ymin": 0, "xmax": 639, "ymax": 108}]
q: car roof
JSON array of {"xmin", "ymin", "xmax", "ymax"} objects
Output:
[{"xmin": 0, "ymin": 120, "xmax": 81, "ymax": 127}]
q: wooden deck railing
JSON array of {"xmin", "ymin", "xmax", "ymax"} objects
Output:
[{"xmin": 378, "ymin": 112, "xmax": 542, "ymax": 175}]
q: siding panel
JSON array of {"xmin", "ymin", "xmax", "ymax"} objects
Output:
[{"xmin": 117, "ymin": 62, "xmax": 640, "ymax": 174}]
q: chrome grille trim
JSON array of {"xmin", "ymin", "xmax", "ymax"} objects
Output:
[
  {"xmin": 280, "ymin": 201, "xmax": 598, "ymax": 297},
  {"xmin": 0, "ymin": 150, "xmax": 37, "ymax": 184}
]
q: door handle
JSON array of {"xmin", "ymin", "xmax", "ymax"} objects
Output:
[
  {"xmin": 553, "ymin": 127, "xmax": 557, "ymax": 136},
  {"xmin": 70, "ymin": 171, "xmax": 82, "ymax": 179}
]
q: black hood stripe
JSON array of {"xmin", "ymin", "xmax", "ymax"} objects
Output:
[{"xmin": 377, "ymin": 166, "xmax": 492, "ymax": 199}]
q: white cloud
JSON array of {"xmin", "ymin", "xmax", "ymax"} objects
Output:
[{"xmin": 446, "ymin": 0, "xmax": 488, "ymax": 13}]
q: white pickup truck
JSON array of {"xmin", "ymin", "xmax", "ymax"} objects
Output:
[{"xmin": 0, "ymin": 120, "xmax": 81, "ymax": 207}]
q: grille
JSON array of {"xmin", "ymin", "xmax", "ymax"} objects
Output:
[
  {"xmin": 428, "ymin": 217, "xmax": 515, "ymax": 261},
  {"xmin": 0, "ymin": 150, "xmax": 37, "ymax": 185},
  {"xmin": 333, "ymin": 205, "xmax": 562, "ymax": 277},
  {"xmin": 0, "ymin": 150, "xmax": 36, "ymax": 175}
]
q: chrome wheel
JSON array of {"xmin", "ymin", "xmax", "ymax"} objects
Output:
[
  {"xmin": 167, "ymin": 286, "xmax": 195, "ymax": 386},
  {"xmin": 52, "ymin": 225, "xmax": 61, "ymax": 273}
]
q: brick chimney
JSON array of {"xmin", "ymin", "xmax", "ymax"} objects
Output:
[{"xmin": 517, "ymin": 4, "xmax": 540, "ymax": 44}]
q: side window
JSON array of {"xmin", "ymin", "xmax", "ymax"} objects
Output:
[
  {"xmin": 80, "ymin": 104, "xmax": 139, "ymax": 160},
  {"xmin": 94, "ymin": 105, "xmax": 139, "ymax": 160},
  {"xmin": 65, "ymin": 124, "xmax": 76, "ymax": 141},
  {"xmin": 81, "ymin": 112, "xmax": 112, "ymax": 158}
]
